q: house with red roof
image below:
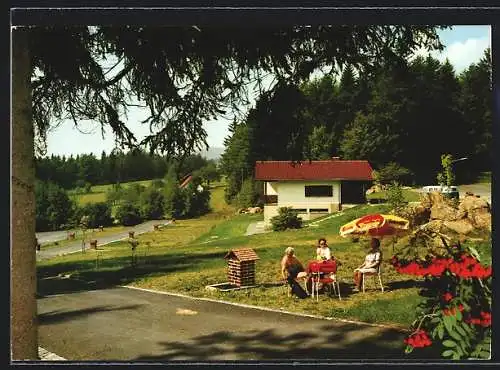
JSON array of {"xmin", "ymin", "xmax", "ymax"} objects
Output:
[{"xmin": 254, "ymin": 158, "xmax": 374, "ymax": 225}]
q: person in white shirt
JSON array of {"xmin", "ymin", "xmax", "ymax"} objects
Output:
[
  {"xmin": 353, "ymin": 238, "xmax": 382, "ymax": 291},
  {"xmin": 316, "ymin": 238, "xmax": 332, "ymax": 261}
]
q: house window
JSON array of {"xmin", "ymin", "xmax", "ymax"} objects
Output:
[
  {"xmin": 304, "ymin": 185, "xmax": 333, "ymax": 197},
  {"xmin": 309, "ymin": 208, "xmax": 329, "ymax": 213},
  {"xmin": 293, "ymin": 208, "xmax": 307, "ymax": 213}
]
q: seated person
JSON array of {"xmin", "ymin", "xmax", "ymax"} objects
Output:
[
  {"xmin": 311, "ymin": 238, "xmax": 340, "ymax": 293},
  {"xmin": 316, "ymin": 238, "xmax": 332, "ymax": 261},
  {"xmin": 281, "ymin": 247, "xmax": 310, "ymax": 291},
  {"xmin": 353, "ymin": 238, "xmax": 382, "ymax": 291}
]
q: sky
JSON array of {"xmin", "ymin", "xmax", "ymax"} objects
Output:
[{"xmin": 44, "ymin": 25, "xmax": 491, "ymax": 158}]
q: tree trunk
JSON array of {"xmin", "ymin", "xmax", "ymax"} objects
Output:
[{"xmin": 11, "ymin": 28, "xmax": 38, "ymax": 360}]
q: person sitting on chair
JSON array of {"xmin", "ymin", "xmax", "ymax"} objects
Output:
[
  {"xmin": 316, "ymin": 238, "xmax": 332, "ymax": 261},
  {"xmin": 353, "ymin": 238, "xmax": 382, "ymax": 291},
  {"xmin": 315, "ymin": 238, "xmax": 342, "ymax": 265},
  {"xmin": 281, "ymin": 247, "xmax": 311, "ymax": 295}
]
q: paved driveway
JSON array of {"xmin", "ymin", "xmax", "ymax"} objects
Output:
[
  {"xmin": 412, "ymin": 183, "xmax": 491, "ymax": 203},
  {"xmin": 457, "ymin": 183, "xmax": 491, "ymax": 203},
  {"xmin": 36, "ymin": 230, "xmax": 73, "ymax": 245},
  {"xmin": 38, "ymin": 286, "xmax": 410, "ymax": 361}
]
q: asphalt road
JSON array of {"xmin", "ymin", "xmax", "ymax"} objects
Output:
[
  {"xmin": 38, "ymin": 286, "xmax": 410, "ymax": 361},
  {"xmin": 36, "ymin": 230, "xmax": 73, "ymax": 245},
  {"xmin": 412, "ymin": 183, "xmax": 491, "ymax": 203},
  {"xmin": 457, "ymin": 183, "xmax": 492, "ymax": 203},
  {"xmin": 36, "ymin": 220, "xmax": 171, "ymax": 261}
]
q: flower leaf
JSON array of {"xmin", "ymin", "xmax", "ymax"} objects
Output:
[
  {"xmin": 443, "ymin": 340, "xmax": 456, "ymax": 347},
  {"xmin": 437, "ymin": 324, "xmax": 445, "ymax": 340},
  {"xmin": 467, "ymin": 246, "xmax": 481, "ymax": 262},
  {"xmin": 442, "ymin": 349, "xmax": 454, "ymax": 357},
  {"xmin": 443, "ymin": 315, "xmax": 454, "ymax": 333},
  {"xmin": 455, "ymin": 325, "xmax": 466, "ymax": 337}
]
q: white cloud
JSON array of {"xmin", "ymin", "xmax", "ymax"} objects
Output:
[
  {"xmin": 411, "ymin": 35, "xmax": 490, "ymax": 74},
  {"xmin": 439, "ymin": 37, "xmax": 490, "ymax": 72}
]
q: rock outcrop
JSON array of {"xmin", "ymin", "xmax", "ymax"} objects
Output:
[
  {"xmin": 413, "ymin": 191, "xmax": 491, "ymax": 237},
  {"xmin": 237, "ymin": 206, "xmax": 263, "ymax": 214}
]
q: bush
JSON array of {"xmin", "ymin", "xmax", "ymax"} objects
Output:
[
  {"xmin": 236, "ymin": 178, "xmax": 258, "ymax": 208},
  {"xmin": 84, "ymin": 182, "xmax": 92, "ymax": 194},
  {"xmin": 151, "ymin": 179, "xmax": 164, "ymax": 189},
  {"xmin": 223, "ymin": 176, "xmax": 241, "ymax": 204},
  {"xmin": 139, "ymin": 188, "xmax": 165, "ymax": 220},
  {"xmin": 106, "ymin": 183, "xmax": 124, "ymax": 205},
  {"xmin": 115, "ymin": 202, "xmax": 143, "ymax": 226},
  {"xmin": 163, "ymin": 171, "xmax": 184, "ymax": 218},
  {"xmin": 392, "ymin": 238, "xmax": 491, "ymax": 360},
  {"xmin": 179, "ymin": 177, "xmax": 211, "ymax": 218},
  {"xmin": 123, "ymin": 183, "xmax": 146, "ymax": 203},
  {"xmin": 79, "ymin": 202, "xmax": 113, "ymax": 228},
  {"xmin": 386, "ymin": 181, "xmax": 408, "ymax": 215},
  {"xmin": 373, "ymin": 162, "xmax": 413, "ymax": 186},
  {"xmin": 74, "ymin": 179, "xmax": 87, "ymax": 189},
  {"xmin": 35, "ymin": 181, "xmax": 76, "ymax": 231},
  {"xmin": 270, "ymin": 207, "xmax": 303, "ymax": 231}
]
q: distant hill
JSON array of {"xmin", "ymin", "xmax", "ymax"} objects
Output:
[{"xmin": 197, "ymin": 147, "xmax": 224, "ymax": 160}]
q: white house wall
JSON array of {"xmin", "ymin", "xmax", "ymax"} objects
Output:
[
  {"xmin": 263, "ymin": 180, "xmax": 341, "ymax": 225},
  {"xmin": 277, "ymin": 180, "xmax": 341, "ymax": 206},
  {"xmin": 265, "ymin": 182, "xmax": 278, "ymax": 195}
]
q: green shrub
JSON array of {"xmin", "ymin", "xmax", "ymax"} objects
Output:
[
  {"xmin": 373, "ymin": 162, "xmax": 413, "ymax": 186},
  {"xmin": 151, "ymin": 179, "xmax": 164, "ymax": 189},
  {"xmin": 139, "ymin": 188, "xmax": 165, "ymax": 220},
  {"xmin": 115, "ymin": 202, "xmax": 143, "ymax": 226},
  {"xmin": 35, "ymin": 180, "xmax": 76, "ymax": 231},
  {"xmin": 386, "ymin": 181, "xmax": 408, "ymax": 215},
  {"xmin": 179, "ymin": 177, "xmax": 211, "ymax": 218},
  {"xmin": 236, "ymin": 178, "xmax": 258, "ymax": 208},
  {"xmin": 270, "ymin": 207, "xmax": 303, "ymax": 231},
  {"xmin": 84, "ymin": 182, "xmax": 92, "ymax": 194},
  {"xmin": 78, "ymin": 202, "xmax": 114, "ymax": 228}
]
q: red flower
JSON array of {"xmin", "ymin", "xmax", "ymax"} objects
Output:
[
  {"xmin": 458, "ymin": 304, "xmax": 464, "ymax": 312},
  {"xmin": 484, "ymin": 266, "xmax": 492, "ymax": 278},
  {"xmin": 466, "ymin": 313, "xmax": 491, "ymax": 327},
  {"xmin": 442, "ymin": 292, "xmax": 453, "ymax": 302},
  {"xmin": 405, "ymin": 330, "xmax": 432, "ymax": 348},
  {"xmin": 480, "ymin": 319, "xmax": 491, "ymax": 327},
  {"xmin": 480, "ymin": 311, "xmax": 491, "ymax": 320},
  {"xmin": 443, "ymin": 307, "xmax": 456, "ymax": 316}
]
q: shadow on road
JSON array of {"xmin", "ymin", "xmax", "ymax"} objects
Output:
[
  {"xmin": 132, "ymin": 322, "xmax": 439, "ymax": 361},
  {"xmin": 39, "ymin": 304, "xmax": 144, "ymax": 325}
]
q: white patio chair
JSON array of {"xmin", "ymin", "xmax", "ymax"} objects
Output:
[{"xmin": 361, "ymin": 262, "xmax": 384, "ymax": 293}]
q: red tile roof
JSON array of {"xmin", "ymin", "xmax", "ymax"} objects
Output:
[
  {"xmin": 224, "ymin": 248, "xmax": 260, "ymax": 262},
  {"xmin": 179, "ymin": 175, "xmax": 193, "ymax": 189},
  {"xmin": 254, "ymin": 160, "xmax": 373, "ymax": 181}
]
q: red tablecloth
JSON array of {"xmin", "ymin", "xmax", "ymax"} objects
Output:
[{"xmin": 306, "ymin": 260, "xmax": 337, "ymax": 274}]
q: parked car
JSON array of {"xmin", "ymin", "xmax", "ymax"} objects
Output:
[{"xmin": 422, "ymin": 185, "xmax": 459, "ymax": 199}]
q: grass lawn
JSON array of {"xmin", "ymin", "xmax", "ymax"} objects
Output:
[
  {"xmin": 37, "ymin": 187, "xmax": 491, "ymax": 330},
  {"xmin": 69, "ymin": 192, "xmax": 107, "ymax": 205},
  {"xmin": 68, "ymin": 179, "xmax": 156, "ymax": 205}
]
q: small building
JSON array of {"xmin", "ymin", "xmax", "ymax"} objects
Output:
[
  {"xmin": 224, "ymin": 248, "xmax": 260, "ymax": 287},
  {"xmin": 255, "ymin": 158, "xmax": 374, "ymax": 225}
]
